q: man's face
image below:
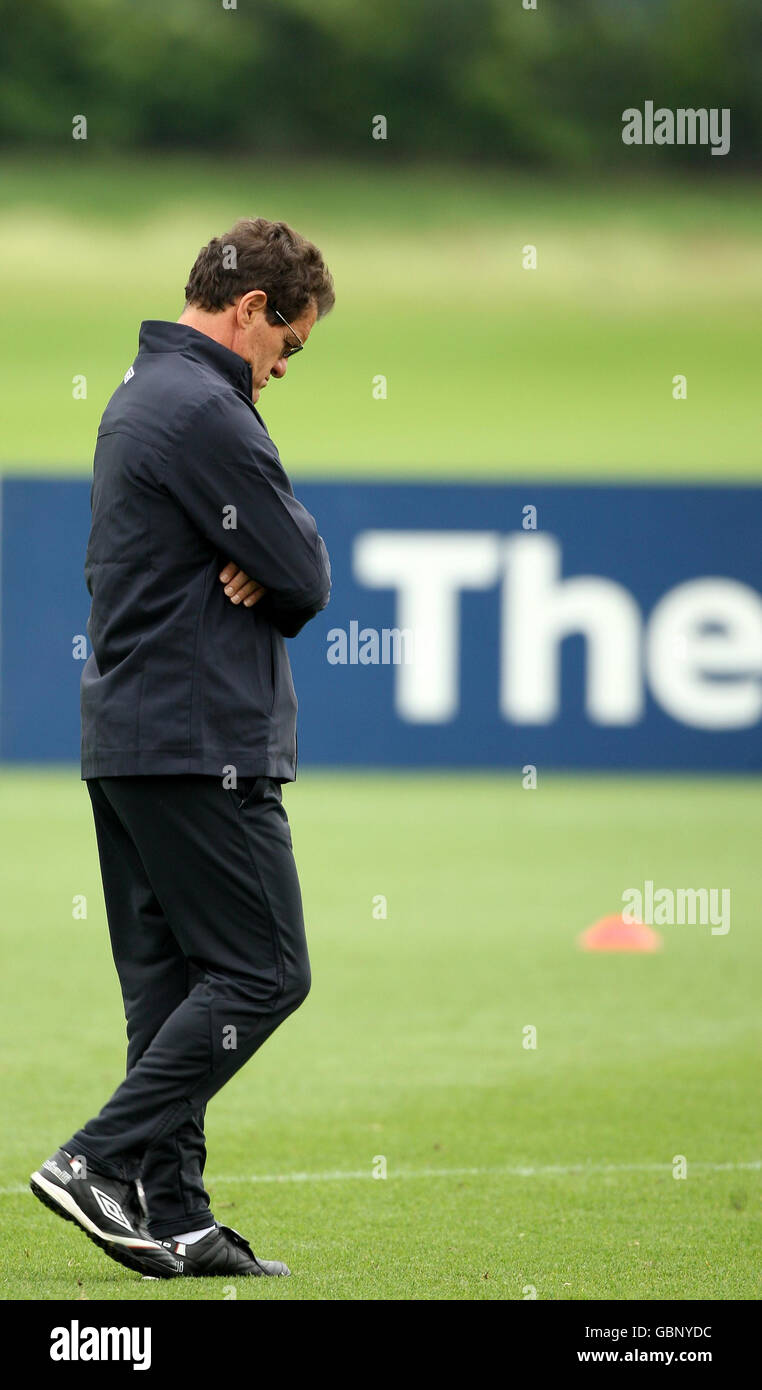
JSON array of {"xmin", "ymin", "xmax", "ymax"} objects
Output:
[{"xmin": 232, "ymin": 296, "xmax": 318, "ymax": 405}]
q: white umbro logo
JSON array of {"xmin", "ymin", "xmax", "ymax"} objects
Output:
[
  {"xmin": 123, "ymin": 366, "xmax": 135, "ymax": 383},
  {"xmin": 91, "ymin": 1186, "xmax": 133, "ymax": 1232}
]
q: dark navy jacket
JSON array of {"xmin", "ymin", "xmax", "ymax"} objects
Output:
[{"xmin": 80, "ymin": 320, "xmax": 331, "ymax": 781}]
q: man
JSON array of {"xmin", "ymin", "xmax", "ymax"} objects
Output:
[{"xmin": 30, "ymin": 218, "xmax": 334, "ymax": 1279}]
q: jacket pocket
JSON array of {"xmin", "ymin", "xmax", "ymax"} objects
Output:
[
  {"xmin": 267, "ymin": 623, "xmax": 278, "ymax": 716},
  {"xmin": 229, "ymin": 775, "xmax": 264, "ymax": 811}
]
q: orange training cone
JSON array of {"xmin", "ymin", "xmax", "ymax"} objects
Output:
[{"xmin": 578, "ymin": 913, "xmax": 662, "ymax": 952}]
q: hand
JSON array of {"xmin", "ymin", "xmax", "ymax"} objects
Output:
[{"xmin": 219, "ymin": 561, "xmax": 267, "ymax": 608}]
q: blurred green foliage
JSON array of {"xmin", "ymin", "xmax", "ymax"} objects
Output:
[{"xmin": 1, "ymin": 0, "xmax": 759, "ymax": 166}]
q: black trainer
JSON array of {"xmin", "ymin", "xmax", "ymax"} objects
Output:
[
  {"xmin": 161, "ymin": 1223, "xmax": 290, "ymax": 1277},
  {"xmin": 30, "ymin": 1148, "xmax": 181, "ymax": 1279}
]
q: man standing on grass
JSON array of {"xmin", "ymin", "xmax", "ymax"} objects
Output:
[{"xmin": 30, "ymin": 218, "xmax": 334, "ymax": 1279}]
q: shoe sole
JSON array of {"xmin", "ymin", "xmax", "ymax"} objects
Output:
[
  {"xmin": 178, "ymin": 1263, "xmax": 291, "ymax": 1278},
  {"xmin": 30, "ymin": 1171, "xmax": 179, "ymax": 1279}
]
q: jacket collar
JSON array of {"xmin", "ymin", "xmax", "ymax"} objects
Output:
[{"xmin": 138, "ymin": 320, "xmax": 253, "ymax": 397}]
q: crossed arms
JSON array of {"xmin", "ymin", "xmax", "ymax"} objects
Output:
[{"xmin": 169, "ymin": 393, "xmax": 331, "ymax": 637}]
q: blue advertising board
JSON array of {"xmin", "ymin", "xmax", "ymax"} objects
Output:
[{"xmin": 1, "ymin": 479, "xmax": 760, "ymax": 770}]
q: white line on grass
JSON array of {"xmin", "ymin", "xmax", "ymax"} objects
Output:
[
  {"xmin": 5, "ymin": 1158, "xmax": 760, "ymax": 1198},
  {"xmin": 204, "ymin": 1160, "xmax": 762, "ymax": 1184}
]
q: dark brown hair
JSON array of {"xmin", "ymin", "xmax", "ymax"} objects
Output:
[{"xmin": 184, "ymin": 217, "xmax": 335, "ymax": 323}]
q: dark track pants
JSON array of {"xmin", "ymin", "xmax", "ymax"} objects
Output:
[{"xmin": 64, "ymin": 775, "xmax": 310, "ymax": 1239}]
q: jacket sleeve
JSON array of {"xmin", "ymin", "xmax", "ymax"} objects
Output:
[
  {"xmin": 165, "ymin": 392, "xmax": 331, "ymax": 633},
  {"xmin": 255, "ymin": 554, "xmax": 330, "ymax": 637}
]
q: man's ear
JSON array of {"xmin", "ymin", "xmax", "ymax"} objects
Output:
[{"xmin": 236, "ymin": 289, "xmax": 267, "ymax": 326}]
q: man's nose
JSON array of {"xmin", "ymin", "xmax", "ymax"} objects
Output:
[{"xmin": 270, "ymin": 358, "xmax": 288, "ymax": 379}]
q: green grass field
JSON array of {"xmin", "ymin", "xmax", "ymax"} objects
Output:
[
  {"xmin": 1, "ymin": 770, "xmax": 759, "ymax": 1301},
  {"xmin": 1, "ymin": 155, "xmax": 761, "ymax": 479}
]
